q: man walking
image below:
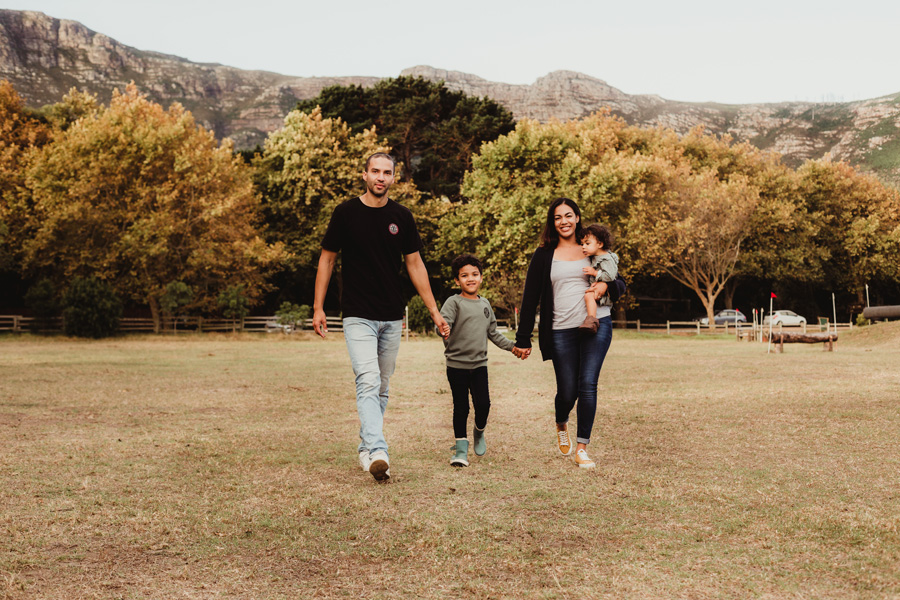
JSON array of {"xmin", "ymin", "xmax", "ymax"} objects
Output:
[{"xmin": 313, "ymin": 153, "xmax": 449, "ymax": 482}]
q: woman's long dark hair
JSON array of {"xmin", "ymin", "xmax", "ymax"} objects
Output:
[{"xmin": 540, "ymin": 197, "xmax": 583, "ymax": 248}]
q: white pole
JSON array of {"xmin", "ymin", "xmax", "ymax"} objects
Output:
[
  {"xmin": 405, "ymin": 305, "xmax": 409, "ymax": 342},
  {"xmin": 766, "ymin": 296, "xmax": 774, "ymax": 354},
  {"xmin": 832, "ymin": 293, "xmax": 837, "ymax": 333},
  {"xmin": 866, "ymin": 284, "xmax": 870, "ymax": 308}
]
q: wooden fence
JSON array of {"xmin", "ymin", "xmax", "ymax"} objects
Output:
[{"xmin": 0, "ymin": 315, "xmax": 344, "ymax": 334}]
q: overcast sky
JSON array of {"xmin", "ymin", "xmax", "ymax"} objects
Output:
[{"xmin": 5, "ymin": 0, "xmax": 899, "ymax": 104}]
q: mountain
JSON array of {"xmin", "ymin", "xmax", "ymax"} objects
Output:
[{"xmin": 2, "ymin": 10, "xmax": 899, "ymax": 184}]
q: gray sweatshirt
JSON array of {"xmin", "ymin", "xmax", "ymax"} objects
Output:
[{"xmin": 440, "ymin": 294, "xmax": 515, "ymax": 369}]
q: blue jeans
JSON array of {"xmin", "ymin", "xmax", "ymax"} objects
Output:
[
  {"xmin": 343, "ymin": 317, "xmax": 403, "ymax": 456},
  {"xmin": 550, "ymin": 317, "xmax": 613, "ymax": 444}
]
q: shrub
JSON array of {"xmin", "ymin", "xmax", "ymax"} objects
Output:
[
  {"xmin": 856, "ymin": 312, "xmax": 870, "ymax": 327},
  {"xmin": 62, "ymin": 277, "xmax": 122, "ymax": 338},
  {"xmin": 275, "ymin": 302, "xmax": 311, "ymax": 332},
  {"xmin": 407, "ymin": 295, "xmax": 440, "ymax": 333}
]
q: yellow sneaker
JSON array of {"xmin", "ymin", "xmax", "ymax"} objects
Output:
[
  {"xmin": 556, "ymin": 422, "xmax": 573, "ymax": 456},
  {"xmin": 575, "ymin": 448, "xmax": 595, "ymax": 469}
]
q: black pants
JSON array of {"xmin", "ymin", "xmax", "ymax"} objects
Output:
[{"xmin": 446, "ymin": 366, "xmax": 490, "ymax": 439}]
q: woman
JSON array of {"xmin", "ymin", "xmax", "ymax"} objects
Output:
[{"xmin": 514, "ymin": 198, "xmax": 613, "ymax": 469}]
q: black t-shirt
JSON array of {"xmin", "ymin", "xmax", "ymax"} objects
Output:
[{"xmin": 321, "ymin": 197, "xmax": 423, "ymax": 321}]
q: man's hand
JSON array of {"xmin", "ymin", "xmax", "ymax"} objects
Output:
[
  {"xmin": 312, "ymin": 308, "xmax": 328, "ymax": 339},
  {"xmin": 431, "ymin": 310, "xmax": 450, "ymax": 339}
]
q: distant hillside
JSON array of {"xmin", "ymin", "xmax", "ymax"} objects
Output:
[{"xmin": 3, "ymin": 9, "xmax": 899, "ymax": 185}]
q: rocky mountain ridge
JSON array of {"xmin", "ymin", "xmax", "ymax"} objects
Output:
[{"xmin": 2, "ymin": 9, "xmax": 899, "ymax": 183}]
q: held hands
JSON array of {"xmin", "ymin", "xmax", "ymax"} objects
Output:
[
  {"xmin": 511, "ymin": 346, "xmax": 531, "ymax": 360},
  {"xmin": 312, "ymin": 309, "xmax": 328, "ymax": 339},
  {"xmin": 431, "ymin": 311, "xmax": 450, "ymax": 339}
]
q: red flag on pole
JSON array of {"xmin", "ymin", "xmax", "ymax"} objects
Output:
[{"xmin": 771, "ymin": 293, "xmax": 777, "ymax": 298}]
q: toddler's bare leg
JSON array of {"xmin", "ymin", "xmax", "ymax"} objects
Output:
[{"xmin": 584, "ymin": 291, "xmax": 597, "ymax": 318}]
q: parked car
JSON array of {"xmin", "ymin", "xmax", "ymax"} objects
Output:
[
  {"xmin": 763, "ymin": 310, "xmax": 807, "ymax": 326},
  {"xmin": 699, "ymin": 309, "xmax": 747, "ymax": 325}
]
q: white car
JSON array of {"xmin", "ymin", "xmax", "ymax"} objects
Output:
[{"xmin": 763, "ymin": 310, "xmax": 807, "ymax": 326}]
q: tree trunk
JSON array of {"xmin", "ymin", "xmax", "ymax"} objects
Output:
[
  {"xmin": 723, "ymin": 279, "xmax": 738, "ymax": 309},
  {"xmin": 149, "ymin": 296, "xmax": 161, "ymax": 334}
]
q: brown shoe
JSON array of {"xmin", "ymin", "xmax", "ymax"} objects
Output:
[
  {"xmin": 578, "ymin": 316, "xmax": 600, "ymax": 334},
  {"xmin": 556, "ymin": 422, "xmax": 573, "ymax": 456}
]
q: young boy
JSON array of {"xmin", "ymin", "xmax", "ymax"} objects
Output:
[
  {"xmin": 579, "ymin": 224, "xmax": 619, "ymax": 334},
  {"xmin": 440, "ymin": 254, "xmax": 524, "ymax": 467}
]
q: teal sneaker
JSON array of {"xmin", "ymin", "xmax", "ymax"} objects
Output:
[
  {"xmin": 450, "ymin": 439, "xmax": 469, "ymax": 467},
  {"xmin": 473, "ymin": 427, "xmax": 486, "ymax": 456}
]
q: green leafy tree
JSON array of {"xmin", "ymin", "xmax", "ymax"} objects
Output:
[
  {"xmin": 161, "ymin": 281, "xmax": 194, "ymax": 333},
  {"xmin": 19, "ymin": 84, "xmax": 282, "ymax": 333},
  {"xmin": 297, "ymin": 76, "xmax": 515, "ymax": 200},
  {"xmin": 62, "ymin": 276, "xmax": 122, "ymax": 338},
  {"xmin": 218, "ymin": 284, "xmax": 250, "ymax": 332},
  {"xmin": 406, "ymin": 295, "xmax": 440, "ymax": 334}
]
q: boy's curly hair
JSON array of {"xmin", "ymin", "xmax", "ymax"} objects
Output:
[
  {"xmin": 451, "ymin": 254, "xmax": 483, "ymax": 279},
  {"xmin": 580, "ymin": 224, "xmax": 614, "ymax": 250}
]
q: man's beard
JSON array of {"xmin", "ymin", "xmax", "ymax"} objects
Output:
[{"xmin": 367, "ymin": 181, "xmax": 389, "ymax": 197}]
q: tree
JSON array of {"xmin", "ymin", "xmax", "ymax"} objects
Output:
[
  {"xmin": 623, "ymin": 168, "xmax": 760, "ymax": 326},
  {"xmin": 218, "ymin": 284, "xmax": 250, "ymax": 332},
  {"xmin": 0, "ymin": 81, "xmax": 51, "ymax": 276},
  {"xmin": 252, "ymin": 107, "xmax": 438, "ymax": 305},
  {"xmin": 62, "ymin": 276, "xmax": 122, "ymax": 338},
  {"xmin": 19, "ymin": 84, "xmax": 281, "ymax": 332},
  {"xmin": 297, "ymin": 76, "xmax": 516, "ymax": 200},
  {"xmin": 160, "ymin": 281, "xmax": 194, "ymax": 333},
  {"xmin": 798, "ymin": 159, "xmax": 900, "ymax": 306}
]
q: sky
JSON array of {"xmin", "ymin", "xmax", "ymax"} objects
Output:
[{"xmin": 4, "ymin": 0, "xmax": 899, "ymax": 104}]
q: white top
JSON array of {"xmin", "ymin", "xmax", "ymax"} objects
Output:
[{"xmin": 550, "ymin": 257, "xmax": 611, "ymax": 330}]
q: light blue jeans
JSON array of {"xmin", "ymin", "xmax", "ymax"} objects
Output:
[{"xmin": 343, "ymin": 317, "xmax": 403, "ymax": 457}]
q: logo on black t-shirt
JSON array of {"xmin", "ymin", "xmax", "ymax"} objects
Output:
[{"xmin": 388, "ymin": 223, "xmax": 399, "ymax": 235}]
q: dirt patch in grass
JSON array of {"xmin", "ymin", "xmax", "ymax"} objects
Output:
[{"xmin": 1, "ymin": 334, "xmax": 899, "ymax": 598}]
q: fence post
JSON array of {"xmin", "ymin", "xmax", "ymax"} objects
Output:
[
  {"xmin": 666, "ymin": 321, "xmax": 670, "ymax": 335},
  {"xmin": 696, "ymin": 322, "xmax": 700, "ymax": 335},
  {"xmin": 636, "ymin": 319, "xmax": 640, "ymax": 332}
]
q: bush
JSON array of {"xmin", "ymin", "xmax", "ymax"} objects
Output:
[
  {"xmin": 855, "ymin": 313, "xmax": 870, "ymax": 327},
  {"xmin": 62, "ymin": 277, "xmax": 122, "ymax": 338},
  {"xmin": 275, "ymin": 302, "xmax": 311, "ymax": 331},
  {"xmin": 407, "ymin": 295, "xmax": 440, "ymax": 333}
]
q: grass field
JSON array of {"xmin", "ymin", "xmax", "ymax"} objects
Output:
[{"xmin": 2, "ymin": 324, "xmax": 900, "ymax": 599}]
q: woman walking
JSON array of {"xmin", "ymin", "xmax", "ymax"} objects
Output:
[{"xmin": 513, "ymin": 198, "xmax": 614, "ymax": 468}]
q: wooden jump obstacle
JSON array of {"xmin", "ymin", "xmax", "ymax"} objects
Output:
[{"xmin": 769, "ymin": 331, "xmax": 838, "ymax": 352}]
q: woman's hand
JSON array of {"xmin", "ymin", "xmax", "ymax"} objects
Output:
[{"xmin": 512, "ymin": 346, "xmax": 531, "ymax": 360}]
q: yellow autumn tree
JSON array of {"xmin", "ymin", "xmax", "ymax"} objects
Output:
[{"xmin": 21, "ymin": 84, "xmax": 281, "ymax": 332}]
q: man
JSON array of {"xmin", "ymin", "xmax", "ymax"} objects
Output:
[{"xmin": 313, "ymin": 152, "xmax": 450, "ymax": 482}]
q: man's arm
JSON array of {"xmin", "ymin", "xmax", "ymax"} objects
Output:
[
  {"xmin": 312, "ymin": 249, "xmax": 338, "ymax": 338},
  {"xmin": 404, "ymin": 251, "xmax": 450, "ymax": 338}
]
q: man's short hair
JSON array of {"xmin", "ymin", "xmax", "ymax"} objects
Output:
[
  {"xmin": 451, "ymin": 254, "xmax": 483, "ymax": 279},
  {"xmin": 364, "ymin": 152, "xmax": 397, "ymax": 171},
  {"xmin": 581, "ymin": 224, "xmax": 614, "ymax": 250}
]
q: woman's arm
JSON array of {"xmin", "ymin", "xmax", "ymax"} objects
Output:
[{"xmin": 515, "ymin": 248, "xmax": 545, "ymax": 350}]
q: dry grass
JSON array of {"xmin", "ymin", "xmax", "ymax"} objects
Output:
[{"xmin": 2, "ymin": 323, "xmax": 900, "ymax": 599}]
